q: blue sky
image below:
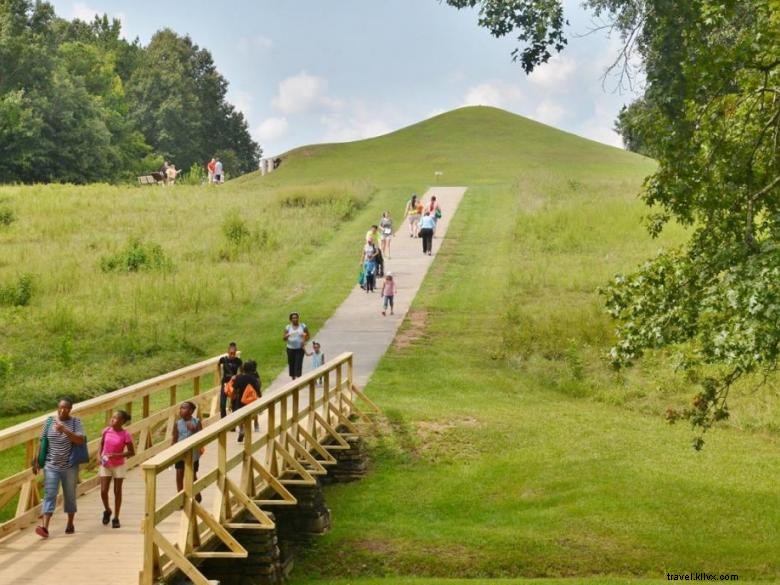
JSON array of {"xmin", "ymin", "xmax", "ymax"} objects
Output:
[{"xmin": 47, "ymin": 1, "xmax": 641, "ymax": 157}]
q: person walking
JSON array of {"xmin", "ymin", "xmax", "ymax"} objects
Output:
[
  {"xmin": 361, "ymin": 240, "xmax": 379, "ymax": 293},
  {"xmin": 380, "ymin": 211, "xmax": 393, "ymax": 259},
  {"xmin": 403, "ymin": 194, "xmax": 421, "ymax": 237},
  {"xmin": 306, "ymin": 341, "xmax": 325, "ymax": 385},
  {"xmin": 98, "ymin": 410, "xmax": 135, "ymax": 529},
  {"xmin": 33, "ymin": 398, "xmax": 86, "ymax": 538},
  {"xmin": 207, "ymin": 158, "xmax": 216, "ymax": 184},
  {"xmin": 284, "ymin": 312, "xmax": 309, "ymax": 379},
  {"xmin": 419, "ymin": 211, "xmax": 436, "ymax": 255},
  {"xmin": 427, "ymin": 196, "xmax": 442, "ymax": 235},
  {"xmin": 214, "ymin": 159, "xmax": 224, "ymax": 184},
  {"xmin": 231, "ymin": 360, "xmax": 261, "ymax": 442},
  {"xmin": 172, "ymin": 401, "xmax": 203, "ymax": 502},
  {"xmin": 218, "ymin": 342, "xmax": 242, "ymax": 419},
  {"xmin": 381, "ymin": 273, "xmax": 396, "ymax": 316}
]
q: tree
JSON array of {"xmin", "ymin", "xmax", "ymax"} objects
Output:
[{"xmin": 449, "ymin": 0, "xmax": 780, "ymax": 447}]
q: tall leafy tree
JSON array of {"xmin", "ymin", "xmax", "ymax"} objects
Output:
[{"xmin": 449, "ymin": 0, "xmax": 780, "ymax": 446}]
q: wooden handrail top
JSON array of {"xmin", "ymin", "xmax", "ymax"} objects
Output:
[
  {"xmin": 142, "ymin": 352, "xmax": 353, "ymax": 472},
  {"xmin": 0, "ymin": 354, "xmax": 224, "ymax": 450}
]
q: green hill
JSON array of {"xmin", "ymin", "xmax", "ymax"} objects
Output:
[{"xmin": 0, "ymin": 106, "xmax": 777, "ymax": 584}]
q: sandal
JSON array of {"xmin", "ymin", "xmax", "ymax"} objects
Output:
[
  {"xmin": 102, "ymin": 510, "xmax": 112, "ymax": 525},
  {"xmin": 65, "ymin": 524, "xmax": 75, "ymax": 534},
  {"xmin": 111, "ymin": 518, "xmax": 120, "ymax": 529},
  {"xmin": 35, "ymin": 525, "xmax": 49, "ymax": 538}
]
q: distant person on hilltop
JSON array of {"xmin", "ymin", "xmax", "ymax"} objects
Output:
[
  {"xmin": 207, "ymin": 158, "xmax": 216, "ymax": 184},
  {"xmin": 214, "ymin": 159, "xmax": 224, "ymax": 184}
]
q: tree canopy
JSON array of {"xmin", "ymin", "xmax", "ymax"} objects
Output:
[
  {"xmin": 0, "ymin": 0, "xmax": 260, "ymax": 183},
  {"xmin": 448, "ymin": 0, "xmax": 780, "ymax": 447}
]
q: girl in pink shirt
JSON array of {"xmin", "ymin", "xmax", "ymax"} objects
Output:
[
  {"xmin": 381, "ymin": 273, "xmax": 397, "ymax": 316},
  {"xmin": 98, "ymin": 410, "xmax": 135, "ymax": 528}
]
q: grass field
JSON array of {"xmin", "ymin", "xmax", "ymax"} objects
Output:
[{"xmin": 1, "ymin": 107, "xmax": 777, "ymax": 583}]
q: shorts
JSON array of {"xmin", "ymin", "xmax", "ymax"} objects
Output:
[
  {"xmin": 408, "ymin": 214, "xmax": 419, "ymax": 226},
  {"xmin": 174, "ymin": 459, "xmax": 200, "ymax": 472},
  {"xmin": 99, "ymin": 463, "xmax": 128, "ymax": 479}
]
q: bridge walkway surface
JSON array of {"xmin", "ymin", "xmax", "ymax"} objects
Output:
[{"xmin": 0, "ymin": 186, "xmax": 467, "ymax": 585}]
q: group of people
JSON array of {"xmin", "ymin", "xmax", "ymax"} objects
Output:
[
  {"xmin": 403, "ymin": 193, "xmax": 442, "ymax": 255},
  {"xmin": 206, "ymin": 158, "xmax": 224, "ymax": 184},
  {"xmin": 32, "ymin": 322, "xmax": 328, "ymax": 539},
  {"xmin": 32, "ymin": 192, "xmax": 447, "ymax": 537},
  {"xmin": 359, "ymin": 213, "xmax": 397, "ymax": 315},
  {"xmin": 158, "ymin": 161, "xmax": 182, "ymax": 185}
]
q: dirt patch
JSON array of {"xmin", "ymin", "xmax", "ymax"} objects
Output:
[{"xmin": 392, "ymin": 309, "xmax": 428, "ymax": 350}]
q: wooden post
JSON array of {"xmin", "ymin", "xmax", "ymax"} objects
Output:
[
  {"xmin": 142, "ymin": 395, "xmax": 150, "ymax": 418},
  {"xmin": 141, "ymin": 467, "xmax": 159, "ymax": 585},
  {"xmin": 193, "ymin": 376, "xmax": 200, "ymax": 396},
  {"xmin": 169, "ymin": 385, "xmax": 177, "ymax": 406}
]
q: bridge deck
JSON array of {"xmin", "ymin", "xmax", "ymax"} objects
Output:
[{"xmin": 0, "ymin": 187, "xmax": 467, "ymax": 585}]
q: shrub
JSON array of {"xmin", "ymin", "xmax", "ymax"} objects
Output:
[
  {"xmin": 0, "ymin": 273, "xmax": 33, "ymax": 306},
  {"xmin": 100, "ymin": 238, "xmax": 173, "ymax": 273},
  {"xmin": 222, "ymin": 211, "xmax": 250, "ymax": 246},
  {"xmin": 0, "ymin": 206, "xmax": 15, "ymax": 226}
]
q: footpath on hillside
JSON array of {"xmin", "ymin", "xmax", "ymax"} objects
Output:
[{"xmin": 0, "ymin": 186, "xmax": 467, "ymax": 585}]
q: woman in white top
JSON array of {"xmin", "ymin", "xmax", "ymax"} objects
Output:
[
  {"xmin": 283, "ymin": 312, "xmax": 309, "ymax": 379},
  {"xmin": 379, "ymin": 211, "xmax": 393, "ymax": 259}
]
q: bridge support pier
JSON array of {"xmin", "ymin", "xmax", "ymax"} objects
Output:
[{"xmin": 201, "ymin": 433, "xmax": 370, "ymax": 584}]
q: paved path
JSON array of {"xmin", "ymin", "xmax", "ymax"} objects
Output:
[{"xmin": 0, "ymin": 187, "xmax": 467, "ymax": 585}]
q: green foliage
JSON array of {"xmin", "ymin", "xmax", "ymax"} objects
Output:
[
  {"xmin": 0, "ymin": 3, "xmax": 259, "ymax": 183},
  {"xmin": 99, "ymin": 238, "xmax": 172, "ymax": 273},
  {"xmin": 444, "ymin": 0, "xmax": 568, "ymax": 73},
  {"xmin": 222, "ymin": 211, "xmax": 251, "ymax": 246},
  {"xmin": 456, "ymin": 0, "xmax": 780, "ymax": 445},
  {"xmin": 0, "ymin": 206, "xmax": 15, "ymax": 226},
  {"xmin": 0, "ymin": 273, "xmax": 33, "ymax": 306}
]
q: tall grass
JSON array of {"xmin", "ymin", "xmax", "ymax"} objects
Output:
[{"xmin": 0, "ymin": 179, "xmax": 376, "ymax": 414}]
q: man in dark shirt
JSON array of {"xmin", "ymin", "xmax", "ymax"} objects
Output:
[{"xmin": 218, "ymin": 342, "xmax": 242, "ymax": 418}]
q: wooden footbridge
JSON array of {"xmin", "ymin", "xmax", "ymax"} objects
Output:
[
  {"xmin": 0, "ymin": 353, "xmax": 379, "ymax": 585},
  {"xmin": 0, "ymin": 186, "xmax": 468, "ymax": 585}
]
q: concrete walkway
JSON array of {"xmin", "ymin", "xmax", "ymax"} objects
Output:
[
  {"xmin": 0, "ymin": 186, "xmax": 467, "ymax": 585},
  {"xmin": 266, "ymin": 186, "xmax": 467, "ymax": 390}
]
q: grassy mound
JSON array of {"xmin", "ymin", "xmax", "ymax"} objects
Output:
[{"xmin": 1, "ymin": 106, "xmax": 776, "ymax": 582}]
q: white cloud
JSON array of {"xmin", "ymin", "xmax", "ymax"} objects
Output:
[
  {"xmin": 528, "ymin": 55, "xmax": 577, "ymax": 90},
  {"xmin": 70, "ymin": 2, "xmax": 127, "ymax": 31},
  {"xmin": 255, "ymin": 117, "xmax": 289, "ymax": 143},
  {"xmin": 534, "ymin": 101, "xmax": 567, "ymax": 126},
  {"xmin": 462, "ymin": 82, "xmax": 523, "ymax": 109},
  {"xmin": 320, "ymin": 113, "xmax": 392, "ymax": 144},
  {"xmin": 272, "ymin": 72, "xmax": 331, "ymax": 115},
  {"xmin": 229, "ymin": 90, "xmax": 254, "ymax": 118},
  {"xmin": 577, "ymin": 102, "xmax": 624, "ymax": 148}
]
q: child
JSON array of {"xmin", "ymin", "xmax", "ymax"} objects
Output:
[
  {"xmin": 306, "ymin": 341, "xmax": 325, "ymax": 386},
  {"xmin": 172, "ymin": 401, "xmax": 203, "ymax": 502},
  {"xmin": 218, "ymin": 342, "xmax": 242, "ymax": 419},
  {"xmin": 98, "ymin": 410, "xmax": 135, "ymax": 528},
  {"xmin": 381, "ymin": 273, "xmax": 396, "ymax": 316}
]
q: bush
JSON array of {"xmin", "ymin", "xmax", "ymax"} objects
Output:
[
  {"xmin": 0, "ymin": 273, "xmax": 33, "ymax": 306},
  {"xmin": 0, "ymin": 206, "xmax": 15, "ymax": 226},
  {"xmin": 100, "ymin": 238, "xmax": 173, "ymax": 273},
  {"xmin": 222, "ymin": 211, "xmax": 250, "ymax": 246}
]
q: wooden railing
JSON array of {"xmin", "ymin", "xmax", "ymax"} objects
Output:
[
  {"xmin": 0, "ymin": 355, "xmax": 226, "ymax": 539},
  {"xmin": 139, "ymin": 352, "xmax": 378, "ymax": 585}
]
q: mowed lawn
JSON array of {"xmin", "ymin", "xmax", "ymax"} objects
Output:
[{"xmin": 0, "ymin": 107, "xmax": 776, "ymax": 582}]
